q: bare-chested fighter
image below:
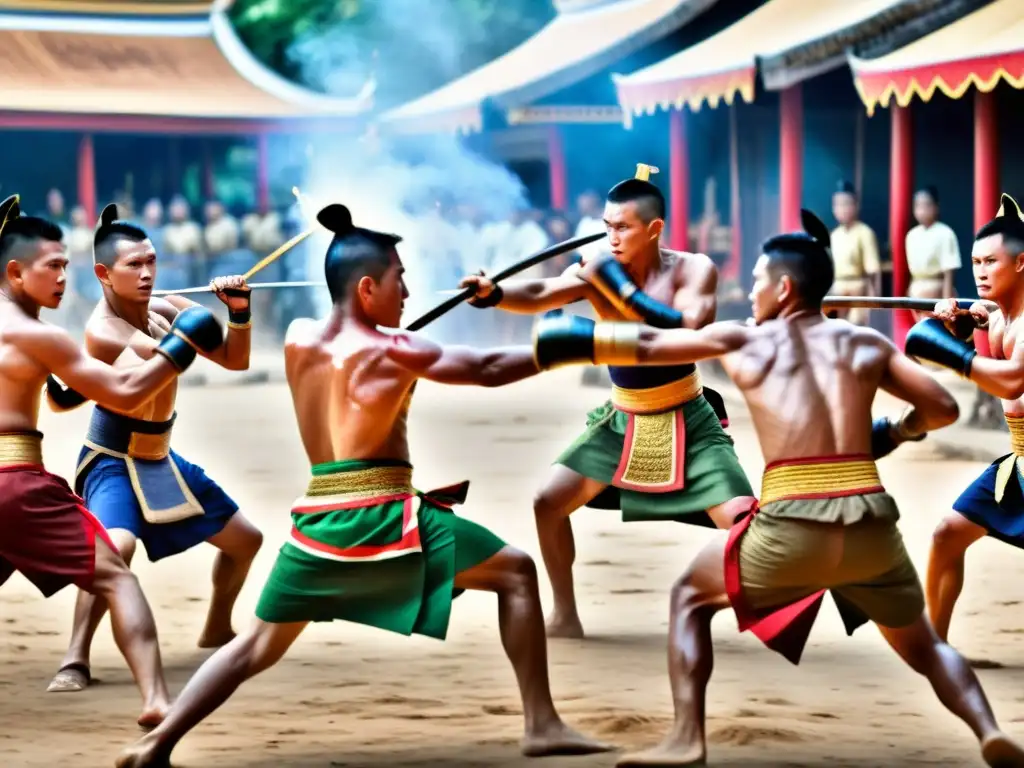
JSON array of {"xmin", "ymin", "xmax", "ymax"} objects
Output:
[
  {"xmin": 530, "ymin": 208, "xmax": 1024, "ymax": 767},
  {"xmin": 115, "ymin": 203, "xmax": 611, "ymax": 768},
  {"xmin": 461, "ymin": 165, "xmax": 754, "ymax": 638},
  {"xmin": 909, "ymin": 194, "xmax": 1024, "ymax": 650},
  {"xmin": 0, "ymin": 194, "xmax": 226, "ymax": 726},
  {"xmin": 47, "ymin": 204, "xmax": 263, "ymax": 694}
]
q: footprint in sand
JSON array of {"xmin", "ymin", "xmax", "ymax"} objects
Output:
[
  {"xmin": 580, "ymin": 713, "xmax": 672, "ymax": 738},
  {"xmin": 970, "ymin": 658, "xmax": 1006, "ymax": 670},
  {"xmin": 482, "ymin": 704, "xmax": 522, "ymax": 716},
  {"xmin": 583, "ymin": 559, "xmax": 615, "ymax": 566},
  {"xmin": 708, "ymin": 724, "xmax": 804, "ymax": 746},
  {"xmin": 763, "ymin": 697, "xmax": 795, "ymax": 706},
  {"xmin": 609, "ymin": 588, "xmax": 654, "ymax": 595}
]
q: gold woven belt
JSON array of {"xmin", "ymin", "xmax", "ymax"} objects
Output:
[
  {"xmin": 0, "ymin": 432, "xmax": 43, "ymax": 467},
  {"xmin": 760, "ymin": 456, "xmax": 883, "ymax": 506},
  {"xmin": 611, "ymin": 370, "xmax": 702, "ymax": 414},
  {"xmin": 303, "ymin": 464, "xmax": 414, "ymax": 506}
]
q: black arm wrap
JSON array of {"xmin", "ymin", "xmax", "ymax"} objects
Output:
[
  {"xmin": 592, "ymin": 259, "xmax": 683, "ymax": 327},
  {"xmin": 628, "ymin": 290, "xmax": 684, "ymax": 328},
  {"xmin": 468, "ymin": 285, "xmax": 504, "ymax": 309},
  {"xmin": 228, "ymin": 306, "xmax": 252, "ymax": 325}
]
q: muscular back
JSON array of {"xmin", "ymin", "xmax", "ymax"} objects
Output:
[
  {"xmin": 285, "ymin": 318, "xmax": 414, "ymax": 465},
  {"xmin": 724, "ymin": 316, "xmax": 892, "ymax": 463}
]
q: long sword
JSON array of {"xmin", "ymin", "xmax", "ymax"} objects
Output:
[{"xmin": 821, "ymin": 296, "xmax": 996, "ymax": 312}]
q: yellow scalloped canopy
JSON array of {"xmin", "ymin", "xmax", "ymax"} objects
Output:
[{"xmin": 850, "ymin": 0, "xmax": 1024, "ymax": 116}]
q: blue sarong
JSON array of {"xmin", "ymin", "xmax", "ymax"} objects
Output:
[
  {"xmin": 953, "ymin": 455, "xmax": 1024, "ymax": 548},
  {"xmin": 75, "ymin": 407, "xmax": 237, "ymax": 562}
]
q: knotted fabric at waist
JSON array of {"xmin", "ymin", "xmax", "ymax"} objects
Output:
[
  {"xmin": 759, "ymin": 455, "xmax": 884, "ymax": 506},
  {"xmin": 611, "ymin": 369, "xmax": 703, "ymax": 414},
  {"xmin": 85, "ymin": 406, "xmax": 175, "ymax": 461},
  {"xmin": 0, "ymin": 430, "xmax": 43, "ymax": 468}
]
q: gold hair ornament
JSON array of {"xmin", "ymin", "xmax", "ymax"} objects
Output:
[
  {"xmin": 635, "ymin": 164, "xmax": 660, "ymax": 182},
  {"xmin": 0, "ymin": 194, "xmax": 21, "ymax": 240}
]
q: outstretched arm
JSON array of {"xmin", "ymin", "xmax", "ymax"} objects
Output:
[
  {"xmin": 19, "ymin": 325, "xmax": 179, "ymax": 412},
  {"xmin": 531, "ymin": 313, "xmax": 748, "ymax": 370},
  {"xmin": 460, "ymin": 266, "xmax": 591, "ymax": 315},
  {"xmin": 878, "ymin": 345, "xmax": 961, "ymax": 434},
  {"xmin": 384, "ymin": 333, "xmax": 539, "ymax": 387}
]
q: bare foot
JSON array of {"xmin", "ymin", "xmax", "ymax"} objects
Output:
[
  {"xmin": 521, "ymin": 721, "xmax": 614, "ymax": 757},
  {"xmin": 197, "ymin": 626, "xmax": 236, "ymax": 649},
  {"xmin": 137, "ymin": 702, "xmax": 169, "ymax": 730},
  {"xmin": 545, "ymin": 612, "xmax": 585, "ymax": 639},
  {"xmin": 115, "ymin": 738, "xmax": 171, "ymax": 768},
  {"xmin": 982, "ymin": 733, "xmax": 1024, "ymax": 767},
  {"xmin": 46, "ymin": 662, "xmax": 91, "ymax": 693},
  {"xmin": 616, "ymin": 743, "xmax": 706, "ymax": 767}
]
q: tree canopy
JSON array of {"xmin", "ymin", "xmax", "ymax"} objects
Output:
[{"xmin": 229, "ymin": 0, "xmax": 554, "ymax": 107}]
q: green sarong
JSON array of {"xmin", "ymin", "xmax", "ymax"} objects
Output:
[
  {"xmin": 557, "ymin": 395, "xmax": 752, "ymax": 525},
  {"xmin": 255, "ymin": 458, "xmax": 506, "ymax": 639}
]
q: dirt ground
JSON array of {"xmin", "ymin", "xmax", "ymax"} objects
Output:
[{"xmin": 3, "ymin": 367, "xmax": 1024, "ymax": 767}]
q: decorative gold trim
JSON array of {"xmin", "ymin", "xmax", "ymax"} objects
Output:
[
  {"xmin": 760, "ymin": 459, "xmax": 882, "ymax": 506},
  {"xmin": 0, "ymin": 432, "xmax": 43, "ymax": 466},
  {"xmin": 227, "ymin": 320, "xmax": 252, "ymax": 331},
  {"xmin": 611, "ymin": 370, "xmax": 703, "ymax": 414},
  {"xmin": 126, "ymin": 430, "xmax": 172, "ymax": 461},
  {"xmin": 305, "ymin": 464, "xmax": 414, "ymax": 498},
  {"xmin": 592, "ymin": 323, "xmax": 642, "ymax": 366}
]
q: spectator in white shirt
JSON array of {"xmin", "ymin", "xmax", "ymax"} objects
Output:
[{"xmin": 905, "ymin": 186, "xmax": 962, "ymax": 321}]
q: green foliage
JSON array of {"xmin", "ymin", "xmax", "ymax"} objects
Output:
[{"xmin": 229, "ymin": 0, "xmax": 553, "ymax": 104}]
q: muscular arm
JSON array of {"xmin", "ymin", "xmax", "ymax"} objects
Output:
[
  {"xmin": 632, "ymin": 321, "xmax": 748, "ymax": 365},
  {"xmin": 967, "ymin": 332, "xmax": 1024, "ymax": 400},
  {"xmin": 489, "ymin": 268, "xmax": 592, "ymax": 314},
  {"xmin": 163, "ymin": 295, "xmax": 250, "ymax": 371},
  {"xmin": 878, "ymin": 344, "xmax": 960, "ymax": 433},
  {"xmin": 384, "ymin": 333, "xmax": 539, "ymax": 387},
  {"xmin": 18, "ymin": 325, "xmax": 178, "ymax": 412},
  {"xmin": 672, "ymin": 260, "xmax": 718, "ymax": 329}
]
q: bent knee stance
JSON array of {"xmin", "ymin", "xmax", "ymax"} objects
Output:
[{"xmin": 932, "ymin": 513, "xmax": 985, "ymax": 555}]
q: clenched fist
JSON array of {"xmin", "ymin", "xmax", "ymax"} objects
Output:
[
  {"xmin": 210, "ymin": 275, "xmax": 252, "ymax": 326},
  {"xmin": 459, "ymin": 270, "xmax": 496, "ymax": 299},
  {"xmin": 932, "ymin": 298, "xmax": 988, "ymax": 340}
]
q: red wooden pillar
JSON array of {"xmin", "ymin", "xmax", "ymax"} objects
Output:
[
  {"xmin": 547, "ymin": 125, "xmax": 568, "ymax": 211},
  {"xmin": 256, "ymin": 133, "xmax": 270, "ymax": 213},
  {"xmin": 77, "ymin": 134, "xmax": 97, "ymax": 224},
  {"xmin": 726, "ymin": 103, "xmax": 742, "ymax": 282},
  {"xmin": 668, "ymin": 108, "xmax": 689, "ymax": 251},
  {"xmin": 778, "ymin": 84, "xmax": 803, "ymax": 232},
  {"xmin": 973, "ymin": 89, "xmax": 998, "ymax": 357},
  {"xmin": 889, "ymin": 104, "xmax": 913, "ymax": 350}
]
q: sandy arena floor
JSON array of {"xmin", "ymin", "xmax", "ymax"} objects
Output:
[{"xmin": 3, "ymin": 367, "xmax": 1024, "ymax": 767}]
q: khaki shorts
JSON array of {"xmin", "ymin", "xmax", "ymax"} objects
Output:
[{"xmin": 738, "ymin": 510, "xmax": 923, "ymax": 629}]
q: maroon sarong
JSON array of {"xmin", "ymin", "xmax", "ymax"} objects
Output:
[{"xmin": 0, "ymin": 464, "xmax": 115, "ymax": 597}]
